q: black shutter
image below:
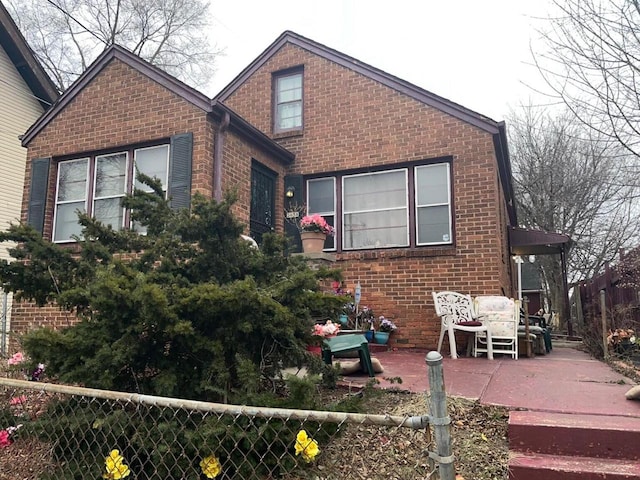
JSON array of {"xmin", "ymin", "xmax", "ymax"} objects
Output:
[
  {"xmin": 27, "ymin": 157, "xmax": 51, "ymax": 234},
  {"xmin": 168, "ymin": 132, "xmax": 193, "ymax": 210},
  {"xmin": 284, "ymin": 174, "xmax": 304, "ymax": 252}
]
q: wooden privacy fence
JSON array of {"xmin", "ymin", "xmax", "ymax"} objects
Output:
[{"xmin": 575, "ymin": 261, "xmax": 640, "ymax": 328}]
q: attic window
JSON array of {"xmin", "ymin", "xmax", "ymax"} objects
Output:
[{"xmin": 273, "ymin": 69, "xmax": 303, "ymax": 133}]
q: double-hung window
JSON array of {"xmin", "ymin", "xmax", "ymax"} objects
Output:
[
  {"xmin": 307, "ymin": 177, "xmax": 336, "ymax": 250},
  {"xmin": 415, "ymin": 164, "xmax": 452, "ymax": 245},
  {"xmin": 306, "ymin": 162, "xmax": 452, "ymax": 251},
  {"xmin": 53, "ymin": 144, "xmax": 170, "ymax": 242},
  {"xmin": 274, "ymin": 70, "xmax": 303, "ymax": 132},
  {"xmin": 93, "ymin": 153, "xmax": 127, "ymax": 230},
  {"xmin": 54, "ymin": 158, "xmax": 89, "ymax": 242}
]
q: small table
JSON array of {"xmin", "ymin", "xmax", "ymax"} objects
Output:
[{"xmin": 322, "ymin": 334, "xmax": 375, "ymax": 377}]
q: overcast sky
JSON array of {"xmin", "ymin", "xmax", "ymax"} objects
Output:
[{"xmin": 205, "ymin": 0, "xmax": 558, "ymax": 121}]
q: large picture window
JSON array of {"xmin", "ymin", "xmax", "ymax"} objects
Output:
[
  {"xmin": 274, "ymin": 70, "xmax": 303, "ymax": 133},
  {"xmin": 343, "ymin": 170, "xmax": 408, "ymax": 249},
  {"xmin": 306, "ymin": 162, "xmax": 452, "ymax": 251},
  {"xmin": 53, "ymin": 144, "xmax": 170, "ymax": 242}
]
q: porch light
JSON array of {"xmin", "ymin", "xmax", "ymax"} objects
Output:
[{"xmin": 285, "ymin": 186, "xmax": 295, "ymax": 198}]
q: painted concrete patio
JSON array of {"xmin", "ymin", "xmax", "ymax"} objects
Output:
[{"xmin": 338, "ymin": 346, "xmax": 640, "ymax": 418}]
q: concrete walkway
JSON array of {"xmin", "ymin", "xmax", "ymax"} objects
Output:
[{"xmin": 338, "ymin": 346, "xmax": 640, "ymax": 417}]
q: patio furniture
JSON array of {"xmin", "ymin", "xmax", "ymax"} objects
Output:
[
  {"xmin": 432, "ymin": 291, "xmax": 494, "ymax": 360},
  {"xmin": 322, "ymin": 334, "xmax": 375, "ymax": 377},
  {"xmin": 474, "ymin": 296, "xmax": 520, "ymax": 359}
]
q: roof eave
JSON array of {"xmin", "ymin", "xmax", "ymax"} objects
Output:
[
  {"xmin": 22, "ymin": 44, "xmax": 211, "ymax": 147},
  {"xmin": 0, "ymin": 2, "xmax": 58, "ymax": 107},
  {"xmin": 211, "ymin": 101, "xmax": 295, "ymax": 164},
  {"xmin": 214, "ymin": 30, "xmax": 502, "ymax": 135}
]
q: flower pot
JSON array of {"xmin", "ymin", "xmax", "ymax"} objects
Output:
[
  {"xmin": 338, "ymin": 314, "xmax": 348, "ymax": 326},
  {"xmin": 364, "ymin": 330, "xmax": 374, "ymax": 342},
  {"xmin": 306, "ymin": 345, "xmax": 322, "ymax": 356},
  {"xmin": 374, "ymin": 331, "xmax": 390, "ymax": 344},
  {"xmin": 300, "ymin": 231, "xmax": 326, "ymax": 253}
]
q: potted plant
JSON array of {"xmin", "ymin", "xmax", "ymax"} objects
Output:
[
  {"xmin": 299, "ymin": 214, "xmax": 334, "ymax": 253},
  {"xmin": 307, "ymin": 320, "xmax": 341, "ymax": 355},
  {"xmin": 374, "ymin": 316, "xmax": 397, "ymax": 345},
  {"xmin": 355, "ymin": 306, "xmax": 376, "ymax": 341}
]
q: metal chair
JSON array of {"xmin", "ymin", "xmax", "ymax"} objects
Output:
[
  {"xmin": 474, "ymin": 296, "xmax": 520, "ymax": 359},
  {"xmin": 432, "ymin": 291, "xmax": 494, "ymax": 360}
]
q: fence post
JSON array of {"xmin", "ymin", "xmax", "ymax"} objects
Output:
[
  {"xmin": 426, "ymin": 351, "xmax": 454, "ymax": 480},
  {"xmin": 601, "ymin": 289, "xmax": 608, "ymax": 360}
]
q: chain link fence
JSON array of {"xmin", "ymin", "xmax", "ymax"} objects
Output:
[{"xmin": 0, "ymin": 353, "xmax": 454, "ymax": 480}]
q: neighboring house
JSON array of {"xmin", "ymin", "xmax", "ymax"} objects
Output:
[
  {"xmin": 0, "ymin": 2, "xmax": 58, "ymax": 353},
  {"xmin": 14, "ymin": 31, "xmax": 564, "ymax": 350}
]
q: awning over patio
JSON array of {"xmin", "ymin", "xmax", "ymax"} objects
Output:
[
  {"xmin": 509, "ymin": 227, "xmax": 571, "ymax": 255},
  {"xmin": 509, "ymin": 226, "xmax": 573, "ymax": 334}
]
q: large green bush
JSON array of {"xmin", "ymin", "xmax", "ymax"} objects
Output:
[{"xmin": 0, "ymin": 183, "xmax": 346, "ymax": 402}]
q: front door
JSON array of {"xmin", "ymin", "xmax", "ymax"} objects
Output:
[{"xmin": 250, "ymin": 162, "xmax": 276, "ymax": 244}]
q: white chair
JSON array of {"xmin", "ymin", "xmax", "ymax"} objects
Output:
[
  {"xmin": 473, "ymin": 296, "xmax": 520, "ymax": 359},
  {"xmin": 432, "ymin": 291, "xmax": 494, "ymax": 360}
]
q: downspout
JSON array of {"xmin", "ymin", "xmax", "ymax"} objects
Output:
[{"xmin": 213, "ymin": 111, "xmax": 231, "ymax": 202}]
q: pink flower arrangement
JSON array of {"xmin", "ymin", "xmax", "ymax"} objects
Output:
[
  {"xmin": 299, "ymin": 214, "xmax": 334, "ymax": 236},
  {"xmin": 313, "ymin": 320, "xmax": 340, "ymax": 337},
  {"xmin": 7, "ymin": 352, "xmax": 24, "ymax": 366},
  {"xmin": 0, "ymin": 425, "xmax": 22, "ymax": 448},
  {"xmin": 0, "ymin": 430, "xmax": 11, "ymax": 448}
]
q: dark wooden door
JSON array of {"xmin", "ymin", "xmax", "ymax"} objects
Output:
[{"xmin": 250, "ymin": 162, "xmax": 276, "ymax": 244}]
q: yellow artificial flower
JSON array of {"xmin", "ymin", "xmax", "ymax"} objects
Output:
[
  {"xmin": 294, "ymin": 429, "xmax": 320, "ymax": 462},
  {"xmin": 102, "ymin": 449, "xmax": 131, "ymax": 479},
  {"xmin": 200, "ymin": 454, "xmax": 222, "ymax": 479}
]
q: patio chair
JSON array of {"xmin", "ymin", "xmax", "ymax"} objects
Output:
[
  {"xmin": 474, "ymin": 296, "xmax": 520, "ymax": 359},
  {"xmin": 432, "ymin": 291, "xmax": 494, "ymax": 360}
]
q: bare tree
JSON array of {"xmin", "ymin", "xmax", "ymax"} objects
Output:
[
  {"xmin": 508, "ymin": 106, "xmax": 640, "ymax": 327},
  {"xmin": 534, "ymin": 0, "xmax": 640, "ymax": 161},
  {"xmin": 7, "ymin": 0, "xmax": 220, "ymax": 91}
]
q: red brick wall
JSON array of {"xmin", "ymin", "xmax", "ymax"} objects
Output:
[
  {"xmin": 22, "ymin": 58, "xmax": 215, "ymax": 237},
  {"xmin": 223, "ymin": 43, "xmax": 515, "ymax": 350},
  {"xmin": 222, "ymin": 129, "xmax": 286, "ymax": 232},
  {"xmin": 9, "ymin": 58, "xmax": 288, "ymax": 350}
]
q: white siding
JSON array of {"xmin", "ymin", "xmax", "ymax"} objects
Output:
[
  {"xmin": 0, "ymin": 43, "xmax": 47, "ymax": 348},
  {"xmin": 0, "ymin": 42, "xmax": 45, "ymax": 262}
]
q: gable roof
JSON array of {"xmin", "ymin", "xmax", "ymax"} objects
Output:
[
  {"xmin": 20, "ymin": 44, "xmax": 294, "ymax": 163},
  {"xmin": 215, "ymin": 30, "xmax": 517, "ymax": 224},
  {"xmin": 0, "ymin": 1, "xmax": 58, "ymax": 108}
]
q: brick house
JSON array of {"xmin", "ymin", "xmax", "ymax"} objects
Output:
[
  {"xmin": 0, "ymin": 2, "xmax": 58, "ymax": 354},
  {"xmin": 14, "ymin": 31, "xmax": 548, "ymax": 350}
]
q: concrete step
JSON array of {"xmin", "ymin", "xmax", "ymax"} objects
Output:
[
  {"xmin": 509, "ymin": 453, "xmax": 640, "ymax": 480},
  {"xmin": 509, "ymin": 411, "xmax": 640, "ymax": 460}
]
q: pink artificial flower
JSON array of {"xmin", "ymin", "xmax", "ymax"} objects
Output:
[
  {"xmin": 300, "ymin": 214, "xmax": 335, "ymax": 236},
  {"xmin": 7, "ymin": 352, "xmax": 24, "ymax": 366},
  {"xmin": 0, "ymin": 430, "xmax": 12, "ymax": 448},
  {"xmin": 9, "ymin": 395, "xmax": 27, "ymax": 406}
]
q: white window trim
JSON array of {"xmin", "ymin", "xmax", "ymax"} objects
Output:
[
  {"xmin": 53, "ymin": 158, "xmax": 90, "ymax": 243},
  {"xmin": 133, "ymin": 145, "xmax": 170, "ymax": 195},
  {"xmin": 274, "ymin": 71, "xmax": 303, "ymax": 133},
  {"xmin": 306, "ymin": 177, "xmax": 336, "ymax": 251},
  {"xmin": 414, "ymin": 163, "xmax": 453, "ymax": 246},
  {"xmin": 92, "ymin": 152, "xmax": 129, "ymax": 231},
  {"xmin": 341, "ymin": 169, "xmax": 410, "ymax": 250}
]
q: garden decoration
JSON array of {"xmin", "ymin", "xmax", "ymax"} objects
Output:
[
  {"xmin": 299, "ymin": 214, "xmax": 334, "ymax": 253},
  {"xmin": 374, "ymin": 316, "xmax": 398, "ymax": 344}
]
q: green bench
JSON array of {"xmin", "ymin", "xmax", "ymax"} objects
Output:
[{"xmin": 322, "ymin": 334, "xmax": 375, "ymax": 377}]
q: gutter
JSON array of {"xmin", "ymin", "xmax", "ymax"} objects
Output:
[{"xmin": 213, "ymin": 111, "xmax": 231, "ymax": 201}]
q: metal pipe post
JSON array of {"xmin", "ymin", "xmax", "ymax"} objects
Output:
[{"xmin": 426, "ymin": 351, "xmax": 454, "ymax": 480}]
